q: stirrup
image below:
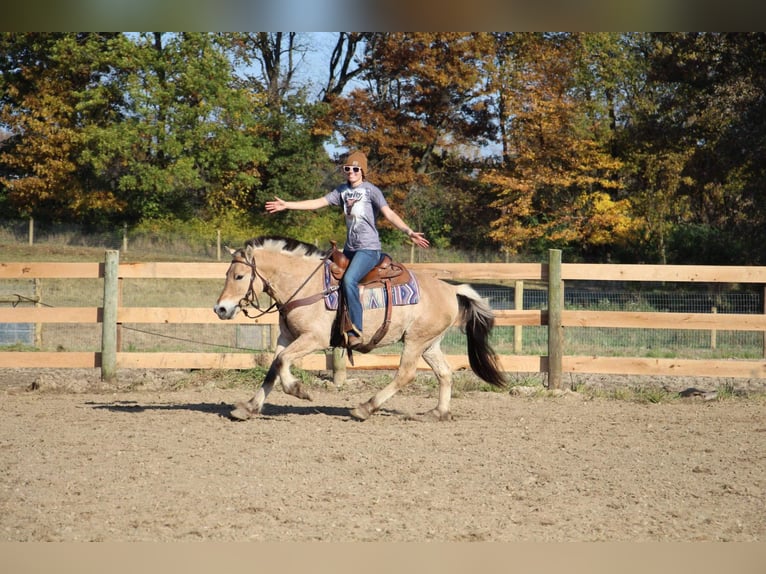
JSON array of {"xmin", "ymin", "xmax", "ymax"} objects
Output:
[{"xmin": 345, "ymin": 331, "xmax": 363, "ymax": 350}]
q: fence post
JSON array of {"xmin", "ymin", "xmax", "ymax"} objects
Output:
[
  {"xmin": 101, "ymin": 250, "xmax": 119, "ymax": 382},
  {"xmin": 547, "ymin": 249, "xmax": 563, "ymax": 390},
  {"xmin": 514, "ymin": 280, "xmax": 524, "ymax": 353},
  {"xmin": 33, "ymin": 278, "xmax": 43, "ymax": 348},
  {"xmin": 332, "ymin": 347, "xmax": 346, "ymax": 386}
]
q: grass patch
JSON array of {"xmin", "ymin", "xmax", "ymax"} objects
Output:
[
  {"xmin": 452, "ymin": 372, "xmax": 506, "ymax": 395},
  {"xmin": 169, "ymin": 365, "xmax": 329, "ymax": 392},
  {"xmin": 632, "ymin": 386, "xmax": 672, "ymax": 403},
  {"xmin": 0, "ymin": 342, "xmax": 38, "ymax": 352}
]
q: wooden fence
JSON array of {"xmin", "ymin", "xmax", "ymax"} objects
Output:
[{"xmin": 1, "ymin": 249, "xmax": 766, "ymax": 388}]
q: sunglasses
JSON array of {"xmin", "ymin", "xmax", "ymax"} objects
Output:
[{"xmin": 343, "ymin": 166, "xmax": 362, "ymax": 174}]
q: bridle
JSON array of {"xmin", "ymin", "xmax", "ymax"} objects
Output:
[
  {"xmin": 231, "ymin": 255, "xmax": 278, "ymax": 319},
  {"xmin": 230, "ymin": 251, "xmax": 333, "ymax": 319}
]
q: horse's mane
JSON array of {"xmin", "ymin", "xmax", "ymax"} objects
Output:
[{"xmin": 245, "ymin": 235, "xmax": 329, "ymax": 260}]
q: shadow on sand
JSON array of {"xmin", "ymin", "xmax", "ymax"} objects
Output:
[{"xmin": 86, "ymin": 400, "xmax": 363, "ymax": 420}]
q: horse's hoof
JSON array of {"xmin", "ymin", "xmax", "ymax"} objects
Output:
[
  {"xmin": 230, "ymin": 403, "xmax": 253, "ymax": 421},
  {"xmin": 349, "ymin": 404, "xmax": 370, "ymax": 421},
  {"xmin": 408, "ymin": 409, "xmax": 452, "ymax": 422}
]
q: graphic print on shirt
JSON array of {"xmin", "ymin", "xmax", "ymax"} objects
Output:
[
  {"xmin": 343, "ymin": 187, "xmax": 369, "ymax": 244},
  {"xmin": 323, "ymin": 182, "xmax": 386, "ymax": 251}
]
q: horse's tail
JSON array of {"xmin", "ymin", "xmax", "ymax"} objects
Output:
[{"xmin": 455, "ymin": 284, "xmax": 506, "ymax": 388}]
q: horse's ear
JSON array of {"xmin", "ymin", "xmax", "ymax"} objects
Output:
[
  {"xmin": 244, "ymin": 243, "xmax": 255, "ymax": 262},
  {"xmin": 225, "ymin": 245, "xmax": 236, "ymax": 256}
]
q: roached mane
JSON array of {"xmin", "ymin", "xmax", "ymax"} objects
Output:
[{"xmin": 244, "ymin": 235, "xmax": 328, "ymax": 259}]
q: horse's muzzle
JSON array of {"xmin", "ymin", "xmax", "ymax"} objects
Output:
[{"xmin": 214, "ymin": 304, "xmax": 235, "ymax": 320}]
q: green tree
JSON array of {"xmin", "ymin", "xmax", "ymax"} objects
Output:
[
  {"xmin": 229, "ymin": 32, "xmax": 340, "ymax": 244},
  {"xmin": 0, "ymin": 33, "xmax": 277, "ymax": 226},
  {"xmin": 100, "ymin": 32, "xmax": 270, "ymax": 222},
  {"xmin": 0, "ymin": 32, "xmax": 127, "ymax": 223},
  {"xmin": 636, "ymin": 33, "xmax": 766, "ymax": 264}
]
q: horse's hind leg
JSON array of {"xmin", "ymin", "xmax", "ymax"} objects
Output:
[
  {"xmin": 420, "ymin": 339, "xmax": 454, "ymax": 421},
  {"xmin": 350, "ymin": 342, "xmax": 423, "ymax": 421}
]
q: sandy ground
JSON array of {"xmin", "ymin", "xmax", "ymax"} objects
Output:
[{"xmin": 1, "ymin": 368, "xmax": 765, "ymax": 542}]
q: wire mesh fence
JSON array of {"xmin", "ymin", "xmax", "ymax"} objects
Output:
[{"xmin": 466, "ymin": 285, "xmax": 765, "ymax": 359}]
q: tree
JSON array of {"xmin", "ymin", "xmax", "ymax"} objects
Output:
[
  {"xmin": 228, "ymin": 33, "xmax": 341, "ymax": 243},
  {"xmin": 4, "ymin": 32, "xmax": 765, "ymax": 264},
  {"xmin": 485, "ymin": 33, "xmax": 633, "ymax": 260},
  {"xmin": 0, "ymin": 33, "xmax": 128, "ymax": 223},
  {"xmin": 326, "ymin": 33, "xmax": 497, "ymax": 245},
  {"xmin": 625, "ymin": 33, "xmax": 766, "ymax": 264},
  {"xmin": 321, "ymin": 32, "xmax": 369, "ymax": 103},
  {"xmin": 0, "ymin": 33, "xmax": 276, "ymax": 225},
  {"xmin": 101, "ymin": 32, "xmax": 270, "ymax": 221}
]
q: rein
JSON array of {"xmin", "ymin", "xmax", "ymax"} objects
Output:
[{"xmin": 234, "ymin": 252, "xmax": 332, "ymax": 319}]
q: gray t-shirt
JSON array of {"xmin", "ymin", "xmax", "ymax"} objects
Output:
[{"xmin": 324, "ymin": 182, "xmax": 388, "ymax": 251}]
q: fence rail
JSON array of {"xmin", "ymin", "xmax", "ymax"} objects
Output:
[{"xmin": 1, "ymin": 250, "xmax": 766, "ymax": 387}]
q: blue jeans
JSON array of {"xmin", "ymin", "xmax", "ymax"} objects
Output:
[{"xmin": 342, "ymin": 248, "xmax": 380, "ymax": 335}]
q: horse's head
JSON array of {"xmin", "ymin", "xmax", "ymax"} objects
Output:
[{"xmin": 213, "ymin": 245, "xmax": 261, "ymax": 320}]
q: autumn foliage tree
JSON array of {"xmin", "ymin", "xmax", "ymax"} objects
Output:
[
  {"xmin": 484, "ymin": 33, "xmax": 636, "ymax": 259},
  {"xmin": 327, "ymin": 32, "xmax": 497, "ymax": 246},
  {"xmin": 2, "ymin": 32, "xmax": 766, "ymax": 263}
]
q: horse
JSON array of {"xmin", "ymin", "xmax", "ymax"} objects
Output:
[{"xmin": 213, "ymin": 236, "xmax": 506, "ymax": 421}]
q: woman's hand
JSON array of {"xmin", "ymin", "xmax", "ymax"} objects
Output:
[
  {"xmin": 265, "ymin": 196, "xmax": 287, "ymax": 213},
  {"xmin": 408, "ymin": 230, "xmax": 430, "ymax": 248}
]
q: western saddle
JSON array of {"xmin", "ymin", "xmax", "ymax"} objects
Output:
[{"xmin": 327, "ymin": 241, "xmax": 412, "ymax": 353}]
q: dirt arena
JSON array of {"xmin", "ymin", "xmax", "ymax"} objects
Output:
[{"xmin": 1, "ymin": 368, "xmax": 764, "ymax": 542}]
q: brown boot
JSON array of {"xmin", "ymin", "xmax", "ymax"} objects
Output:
[{"xmin": 346, "ymin": 332, "xmax": 363, "ymax": 349}]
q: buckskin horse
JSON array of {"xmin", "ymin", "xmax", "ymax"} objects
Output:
[{"xmin": 213, "ymin": 236, "xmax": 505, "ymax": 421}]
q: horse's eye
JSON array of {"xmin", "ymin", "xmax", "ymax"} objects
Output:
[{"xmin": 235, "ymin": 274, "xmax": 245, "ymax": 281}]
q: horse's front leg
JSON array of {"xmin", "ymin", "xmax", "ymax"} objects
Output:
[
  {"xmin": 230, "ymin": 331, "xmax": 323, "ymax": 420},
  {"xmin": 275, "ymin": 331, "xmax": 330, "ymax": 401},
  {"xmin": 230, "ymin": 328, "xmax": 291, "ymax": 421},
  {"xmin": 230, "ymin": 360, "xmax": 280, "ymax": 421}
]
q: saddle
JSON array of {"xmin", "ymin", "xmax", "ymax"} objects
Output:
[
  {"xmin": 327, "ymin": 241, "xmax": 412, "ymax": 354},
  {"xmin": 327, "ymin": 241, "xmax": 412, "ymax": 288}
]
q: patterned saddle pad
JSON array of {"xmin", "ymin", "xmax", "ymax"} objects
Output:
[{"xmin": 322, "ymin": 260, "xmax": 420, "ymax": 311}]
